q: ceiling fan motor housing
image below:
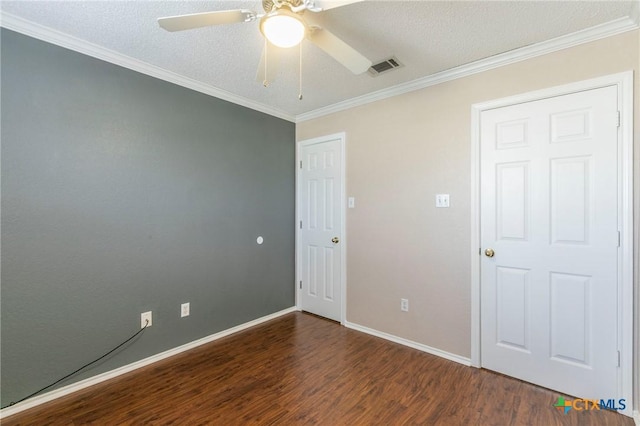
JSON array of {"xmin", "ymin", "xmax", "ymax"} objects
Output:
[{"xmin": 263, "ymin": 0, "xmax": 304, "ymax": 13}]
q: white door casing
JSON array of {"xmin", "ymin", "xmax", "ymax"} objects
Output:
[
  {"xmin": 471, "ymin": 72, "xmax": 633, "ymax": 416},
  {"xmin": 296, "ymin": 133, "xmax": 346, "ymax": 323}
]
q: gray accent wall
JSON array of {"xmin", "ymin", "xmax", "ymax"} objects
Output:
[{"xmin": 1, "ymin": 29, "xmax": 295, "ymax": 407}]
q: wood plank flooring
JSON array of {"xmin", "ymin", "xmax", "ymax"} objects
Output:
[{"xmin": 3, "ymin": 312, "xmax": 632, "ymax": 425}]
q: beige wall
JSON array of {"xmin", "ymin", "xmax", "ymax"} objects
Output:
[{"xmin": 297, "ymin": 29, "xmax": 639, "ymax": 370}]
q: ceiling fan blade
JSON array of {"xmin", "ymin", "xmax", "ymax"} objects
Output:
[
  {"xmin": 307, "ymin": 0, "xmax": 364, "ymax": 11},
  {"xmin": 256, "ymin": 42, "xmax": 280, "ymax": 85},
  {"xmin": 306, "ymin": 27, "xmax": 372, "ymax": 74},
  {"xmin": 158, "ymin": 10, "xmax": 255, "ymax": 32}
]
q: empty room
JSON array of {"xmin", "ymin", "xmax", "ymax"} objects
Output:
[{"xmin": 1, "ymin": 1, "xmax": 638, "ymax": 424}]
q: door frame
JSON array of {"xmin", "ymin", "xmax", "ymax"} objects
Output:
[
  {"xmin": 470, "ymin": 72, "xmax": 634, "ymax": 415},
  {"xmin": 295, "ymin": 132, "xmax": 347, "ymax": 324}
]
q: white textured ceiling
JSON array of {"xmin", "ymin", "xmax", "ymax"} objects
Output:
[{"xmin": 1, "ymin": 1, "xmax": 637, "ymax": 118}]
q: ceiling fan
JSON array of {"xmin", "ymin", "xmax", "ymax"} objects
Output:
[{"xmin": 158, "ymin": 0, "xmax": 372, "ymax": 91}]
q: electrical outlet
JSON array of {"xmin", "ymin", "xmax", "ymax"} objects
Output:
[
  {"xmin": 181, "ymin": 302, "xmax": 190, "ymax": 318},
  {"xmin": 400, "ymin": 299, "xmax": 409, "ymax": 312},
  {"xmin": 141, "ymin": 311, "xmax": 152, "ymax": 328}
]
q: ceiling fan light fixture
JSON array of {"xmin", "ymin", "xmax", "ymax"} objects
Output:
[{"xmin": 260, "ymin": 8, "xmax": 306, "ymax": 48}]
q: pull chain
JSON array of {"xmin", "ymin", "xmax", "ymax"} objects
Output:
[
  {"xmin": 263, "ymin": 39, "xmax": 269, "ymax": 87},
  {"xmin": 298, "ymin": 42, "xmax": 303, "ymax": 100}
]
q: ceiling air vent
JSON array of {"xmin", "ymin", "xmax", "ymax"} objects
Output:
[{"xmin": 368, "ymin": 57, "xmax": 403, "ymax": 77}]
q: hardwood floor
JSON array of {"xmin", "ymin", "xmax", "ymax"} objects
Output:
[{"xmin": 3, "ymin": 312, "xmax": 632, "ymax": 425}]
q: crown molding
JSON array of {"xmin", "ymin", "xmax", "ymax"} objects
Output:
[
  {"xmin": 296, "ymin": 14, "xmax": 639, "ymax": 122},
  {"xmin": 0, "ymin": 12, "xmax": 296, "ymax": 123},
  {"xmin": 1, "ymin": 10, "xmax": 637, "ymax": 125}
]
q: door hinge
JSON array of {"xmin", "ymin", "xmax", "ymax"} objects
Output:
[
  {"xmin": 616, "ymin": 111, "xmax": 621, "ymax": 128},
  {"xmin": 479, "ymin": 247, "xmax": 482, "ymax": 255},
  {"xmin": 617, "ymin": 231, "xmax": 621, "ymax": 247},
  {"xmin": 299, "ymin": 280, "xmax": 302, "ymax": 289},
  {"xmin": 617, "ymin": 350, "xmax": 621, "ymax": 367},
  {"xmin": 299, "ymin": 220, "xmax": 302, "ymax": 229},
  {"xmin": 299, "ymin": 160, "xmax": 303, "ymax": 169}
]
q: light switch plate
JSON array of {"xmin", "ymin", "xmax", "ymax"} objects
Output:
[{"xmin": 436, "ymin": 194, "xmax": 450, "ymax": 208}]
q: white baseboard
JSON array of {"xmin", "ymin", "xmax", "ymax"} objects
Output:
[
  {"xmin": 344, "ymin": 321, "xmax": 471, "ymax": 366},
  {"xmin": 633, "ymin": 409, "xmax": 640, "ymax": 425},
  {"xmin": 0, "ymin": 306, "xmax": 297, "ymax": 420}
]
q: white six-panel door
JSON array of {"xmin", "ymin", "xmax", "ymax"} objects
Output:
[
  {"xmin": 298, "ymin": 135, "xmax": 344, "ymax": 322},
  {"xmin": 480, "ymin": 86, "xmax": 620, "ymax": 398}
]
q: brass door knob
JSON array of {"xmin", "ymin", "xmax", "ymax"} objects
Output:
[
  {"xmin": 331, "ymin": 237, "xmax": 340, "ymax": 244},
  {"xmin": 484, "ymin": 248, "xmax": 495, "ymax": 258}
]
